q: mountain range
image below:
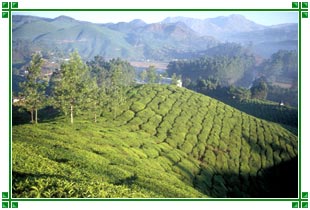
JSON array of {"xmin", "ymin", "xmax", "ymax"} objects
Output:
[{"xmin": 13, "ymin": 14, "xmax": 297, "ymax": 63}]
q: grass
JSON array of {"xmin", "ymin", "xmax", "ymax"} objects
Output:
[{"xmin": 12, "ymin": 84, "xmax": 298, "ymax": 198}]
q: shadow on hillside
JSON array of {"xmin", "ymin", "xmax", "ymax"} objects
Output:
[
  {"xmin": 192, "ymin": 157, "xmax": 298, "ymax": 198},
  {"xmin": 203, "ymin": 89, "xmax": 298, "ymax": 129},
  {"xmin": 12, "ymin": 106, "xmax": 61, "ymax": 125}
]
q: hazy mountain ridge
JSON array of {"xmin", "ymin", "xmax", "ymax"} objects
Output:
[
  {"xmin": 160, "ymin": 15, "xmax": 297, "ymax": 57},
  {"xmin": 12, "ymin": 14, "xmax": 297, "ymax": 61},
  {"xmin": 162, "ymin": 14, "xmax": 267, "ymax": 37}
]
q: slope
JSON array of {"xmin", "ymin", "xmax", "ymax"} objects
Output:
[
  {"xmin": 12, "ymin": 15, "xmax": 218, "ymax": 61},
  {"xmin": 12, "ymin": 85, "xmax": 298, "ymax": 198}
]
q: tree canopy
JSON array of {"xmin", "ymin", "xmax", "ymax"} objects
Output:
[
  {"xmin": 18, "ymin": 53, "xmax": 46, "ymax": 124},
  {"xmin": 51, "ymin": 51, "xmax": 90, "ymax": 124}
]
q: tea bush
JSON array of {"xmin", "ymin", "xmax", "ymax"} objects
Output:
[{"xmin": 12, "ymin": 84, "xmax": 298, "ymax": 198}]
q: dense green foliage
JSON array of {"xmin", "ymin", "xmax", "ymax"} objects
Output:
[
  {"xmin": 13, "ymin": 85, "xmax": 298, "ymax": 198},
  {"xmin": 250, "ymin": 77, "xmax": 268, "ymax": 100},
  {"xmin": 24, "ymin": 54, "xmax": 136, "ymax": 124},
  {"xmin": 267, "ymin": 85, "xmax": 298, "ymax": 108},
  {"xmin": 167, "ymin": 53, "xmax": 255, "ymax": 87},
  {"xmin": 51, "ymin": 51, "xmax": 90, "ymax": 124},
  {"xmin": 168, "ymin": 50, "xmax": 298, "ymax": 107},
  {"xmin": 259, "ymin": 50, "xmax": 298, "ymax": 85},
  {"xmin": 18, "ymin": 53, "xmax": 46, "ymax": 124}
]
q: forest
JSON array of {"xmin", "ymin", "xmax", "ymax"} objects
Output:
[
  {"xmin": 167, "ymin": 48, "xmax": 298, "ymax": 107},
  {"xmin": 16, "ymin": 52, "xmax": 135, "ymax": 124}
]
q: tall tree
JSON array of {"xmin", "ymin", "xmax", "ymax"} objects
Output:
[
  {"xmin": 146, "ymin": 65, "xmax": 158, "ymax": 83},
  {"xmin": 52, "ymin": 51, "xmax": 89, "ymax": 124},
  {"xmin": 171, "ymin": 73, "xmax": 181, "ymax": 86},
  {"xmin": 86, "ymin": 56, "xmax": 135, "ymax": 120},
  {"xmin": 19, "ymin": 53, "xmax": 46, "ymax": 124},
  {"xmin": 109, "ymin": 64, "xmax": 125, "ymax": 120},
  {"xmin": 251, "ymin": 77, "xmax": 268, "ymax": 100},
  {"xmin": 140, "ymin": 70, "xmax": 147, "ymax": 82}
]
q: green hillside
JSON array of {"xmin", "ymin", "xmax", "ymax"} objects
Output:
[
  {"xmin": 13, "ymin": 85, "xmax": 298, "ymax": 198},
  {"xmin": 12, "ymin": 15, "xmax": 219, "ymax": 62}
]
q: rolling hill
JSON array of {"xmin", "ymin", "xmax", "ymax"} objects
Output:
[
  {"xmin": 12, "ymin": 15, "xmax": 218, "ymax": 62},
  {"xmin": 13, "ymin": 84, "xmax": 298, "ymax": 198},
  {"xmin": 12, "ymin": 14, "xmax": 297, "ymax": 63}
]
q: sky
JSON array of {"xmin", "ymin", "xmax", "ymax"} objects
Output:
[{"xmin": 13, "ymin": 11, "xmax": 298, "ymax": 26}]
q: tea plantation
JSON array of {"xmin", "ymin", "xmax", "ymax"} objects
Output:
[{"xmin": 13, "ymin": 84, "xmax": 298, "ymax": 198}]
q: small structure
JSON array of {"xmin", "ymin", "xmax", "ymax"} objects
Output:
[
  {"xmin": 176, "ymin": 79, "xmax": 182, "ymax": 87},
  {"xmin": 160, "ymin": 77, "xmax": 182, "ymax": 87},
  {"xmin": 13, "ymin": 97, "xmax": 25, "ymax": 105}
]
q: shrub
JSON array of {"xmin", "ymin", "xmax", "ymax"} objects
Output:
[
  {"xmin": 141, "ymin": 123, "xmax": 156, "ymax": 135},
  {"xmin": 186, "ymin": 134, "xmax": 198, "ymax": 146},
  {"xmin": 219, "ymin": 141, "xmax": 227, "ymax": 152},
  {"xmin": 143, "ymin": 148, "xmax": 159, "ymax": 159},
  {"xmin": 286, "ymin": 144, "xmax": 296, "ymax": 158},
  {"xmin": 216, "ymin": 152, "xmax": 228, "ymax": 171},
  {"xmin": 204, "ymin": 150, "xmax": 216, "ymax": 166},
  {"xmin": 106, "ymin": 165, "xmax": 134, "ymax": 184},
  {"xmin": 131, "ymin": 101, "xmax": 146, "ymax": 112},
  {"xmin": 249, "ymin": 153, "xmax": 261, "ymax": 171},
  {"xmin": 273, "ymin": 150, "xmax": 282, "ymax": 165},
  {"xmin": 165, "ymin": 137, "xmax": 178, "ymax": 149},
  {"xmin": 136, "ymin": 108, "xmax": 155, "ymax": 121},
  {"xmin": 227, "ymin": 159, "xmax": 239, "ymax": 174},
  {"xmin": 119, "ymin": 110, "xmax": 135, "ymax": 122},
  {"xmin": 180, "ymin": 142, "xmax": 193, "ymax": 154}
]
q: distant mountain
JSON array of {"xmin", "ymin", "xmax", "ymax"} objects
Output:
[
  {"xmin": 12, "ymin": 14, "xmax": 297, "ymax": 64},
  {"xmin": 161, "ymin": 15, "xmax": 297, "ymax": 57},
  {"xmin": 228, "ymin": 23, "xmax": 297, "ymax": 43},
  {"xmin": 227, "ymin": 23, "xmax": 298, "ymax": 57},
  {"xmin": 12, "ymin": 15, "xmax": 52, "ymax": 30},
  {"xmin": 162, "ymin": 14, "xmax": 266, "ymax": 37},
  {"xmin": 12, "ymin": 15, "xmax": 218, "ymax": 62},
  {"xmin": 104, "ymin": 19, "xmax": 147, "ymax": 33}
]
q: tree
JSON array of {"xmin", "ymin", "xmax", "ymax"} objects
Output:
[
  {"xmin": 250, "ymin": 77, "xmax": 268, "ymax": 100},
  {"xmin": 86, "ymin": 78, "xmax": 106, "ymax": 123},
  {"xmin": 196, "ymin": 78, "xmax": 207, "ymax": 91},
  {"xmin": 171, "ymin": 73, "xmax": 180, "ymax": 85},
  {"xmin": 228, "ymin": 85, "xmax": 251, "ymax": 101},
  {"xmin": 146, "ymin": 65, "xmax": 158, "ymax": 83},
  {"xmin": 19, "ymin": 53, "xmax": 46, "ymax": 124},
  {"xmin": 51, "ymin": 51, "xmax": 89, "ymax": 124},
  {"xmin": 140, "ymin": 70, "xmax": 147, "ymax": 82},
  {"xmin": 183, "ymin": 78, "xmax": 192, "ymax": 88},
  {"xmin": 86, "ymin": 56, "xmax": 135, "ymax": 120},
  {"xmin": 109, "ymin": 64, "xmax": 125, "ymax": 119}
]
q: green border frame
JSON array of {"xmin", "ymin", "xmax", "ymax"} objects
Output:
[{"xmin": 1, "ymin": 1, "xmax": 308, "ymax": 208}]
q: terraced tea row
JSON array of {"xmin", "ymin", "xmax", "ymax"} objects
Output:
[
  {"xmin": 118, "ymin": 85, "xmax": 298, "ymax": 197},
  {"xmin": 12, "ymin": 84, "xmax": 298, "ymax": 198}
]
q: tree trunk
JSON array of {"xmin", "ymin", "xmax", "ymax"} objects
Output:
[
  {"xmin": 94, "ymin": 103, "xmax": 97, "ymax": 123},
  {"xmin": 31, "ymin": 110, "xmax": 33, "ymax": 123},
  {"xmin": 70, "ymin": 105, "xmax": 74, "ymax": 124},
  {"xmin": 35, "ymin": 108, "xmax": 38, "ymax": 124}
]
